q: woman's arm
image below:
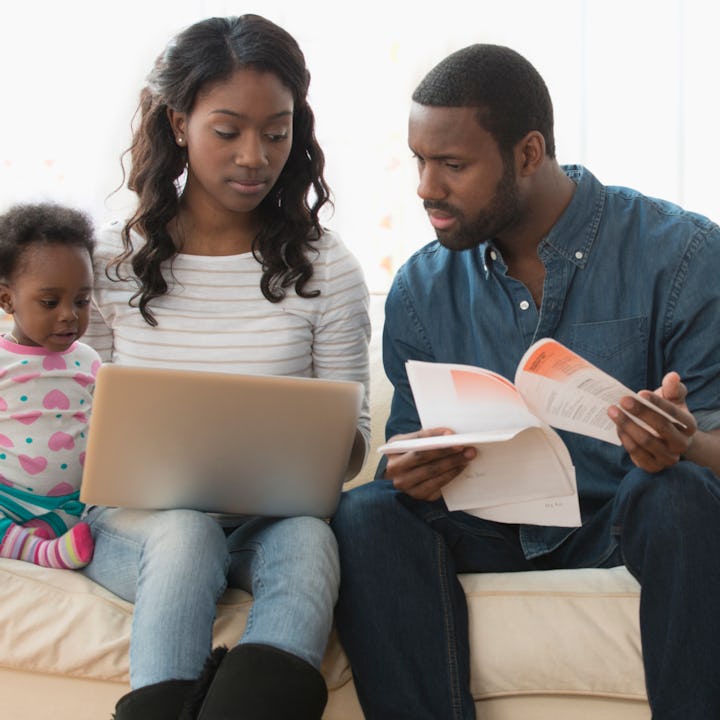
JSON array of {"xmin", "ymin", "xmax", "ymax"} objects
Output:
[{"xmin": 311, "ymin": 233, "xmax": 371, "ymax": 478}]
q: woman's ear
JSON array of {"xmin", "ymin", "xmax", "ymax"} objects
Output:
[{"xmin": 167, "ymin": 108, "xmax": 188, "ymax": 148}]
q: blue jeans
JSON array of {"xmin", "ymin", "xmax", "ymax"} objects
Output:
[
  {"xmin": 332, "ymin": 462, "xmax": 720, "ymax": 720},
  {"xmin": 82, "ymin": 508, "xmax": 339, "ymax": 688}
]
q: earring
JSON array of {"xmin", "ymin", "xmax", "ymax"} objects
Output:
[{"xmin": 177, "ymin": 136, "xmax": 185, "ymax": 146}]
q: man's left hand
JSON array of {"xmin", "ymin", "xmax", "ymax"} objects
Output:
[{"xmin": 608, "ymin": 371, "xmax": 697, "ymax": 472}]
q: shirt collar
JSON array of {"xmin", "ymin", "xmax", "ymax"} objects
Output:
[
  {"xmin": 480, "ymin": 164, "xmax": 605, "ymax": 274},
  {"xmin": 540, "ymin": 164, "xmax": 605, "ymax": 269}
]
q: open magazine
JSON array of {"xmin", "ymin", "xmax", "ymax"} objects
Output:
[{"xmin": 379, "ymin": 338, "xmax": 684, "ymax": 527}]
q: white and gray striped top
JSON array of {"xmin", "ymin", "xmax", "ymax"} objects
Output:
[{"xmin": 85, "ymin": 221, "xmax": 371, "ymax": 454}]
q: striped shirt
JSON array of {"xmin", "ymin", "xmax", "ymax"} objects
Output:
[{"xmin": 85, "ymin": 221, "xmax": 371, "ymax": 454}]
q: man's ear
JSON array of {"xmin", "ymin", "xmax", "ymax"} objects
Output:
[{"xmin": 515, "ymin": 131, "xmax": 546, "ymax": 177}]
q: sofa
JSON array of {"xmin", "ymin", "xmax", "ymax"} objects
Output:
[{"xmin": 0, "ymin": 295, "xmax": 650, "ymax": 719}]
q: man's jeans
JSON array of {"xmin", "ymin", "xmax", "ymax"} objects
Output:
[
  {"xmin": 332, "ymin": 462, "xmax": 720, "ymax": 719},
  {"xmin": 83, "ymin": 508, "xmax": 339, "ymax": 688}
]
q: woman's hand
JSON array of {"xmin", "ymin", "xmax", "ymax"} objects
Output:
[{"xmin": 383, "ymin": 427, "xmax": 476, "ymax": 501}]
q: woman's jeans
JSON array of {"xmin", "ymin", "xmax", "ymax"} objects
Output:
[
  {"xmin": 82, "ymin": 508, "xmax": 339, "ymax": 688},
  {"xmin": 332, "ymin": 462, "xmax": 720, "ymax": 720}
]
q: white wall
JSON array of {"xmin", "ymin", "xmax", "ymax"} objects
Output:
[{"xmin": 1, "ymin": 0, "xmax": 718, "ymax": 291}]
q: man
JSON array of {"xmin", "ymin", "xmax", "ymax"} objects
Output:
[{"xmin": 331, "ymin": 44, "xmax": 720, "ymax": 719}]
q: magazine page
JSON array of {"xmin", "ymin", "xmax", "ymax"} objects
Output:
[
  {"xmin": 409, "ymin": 359, "xmax": 539, "ymax": 432},
  {"xmin": 379, "ymin": 360, "xmax": 542, "ymax": 454},
  {"xmin": 463, "ymin": 487, "xmax": 582, "ymax": 527},
  {"xmin": 378, "ymin": 360, "xmax": 582, "ymax": 526},
  {"xmin": 439, "ymin": 425, "xmax": 581, "ymax": 527},
  {"xmin": 514, "ymin": 338, "xmax": 684, "ymax": 445}
]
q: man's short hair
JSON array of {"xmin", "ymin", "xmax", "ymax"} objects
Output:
[{"xmin": 412, "ymin": 44, "xmax": 556, "ymax": 159}]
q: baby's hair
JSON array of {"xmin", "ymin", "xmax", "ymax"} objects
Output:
[{"xmin": 0, "ymin": 203, "xmax": 95, "ymax": 283}]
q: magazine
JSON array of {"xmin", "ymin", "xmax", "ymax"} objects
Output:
[{"xmin": 379, "ymin": 338, "xmax": 684, "ymax": 526}]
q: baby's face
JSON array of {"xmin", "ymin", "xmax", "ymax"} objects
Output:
[{"xmin": 3, "ymin": 242, "xmax": 93, "ymax": 352}]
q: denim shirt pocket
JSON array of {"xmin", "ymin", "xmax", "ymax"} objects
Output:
[{"xmin": 568, "ymin": 316, "xmax": 648, "ymax": 392}]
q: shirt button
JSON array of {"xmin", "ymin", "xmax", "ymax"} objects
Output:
[
  {"xmin": 490, "ymin": 250, "xmax": 497, "ymax": 260},
  {"xmin": 519, "ymin": 300, "xmax": 530, "ymax": 310},
  {"xmin": 575, "ymin": 251, "xmax": 584, "ymax": 260}
]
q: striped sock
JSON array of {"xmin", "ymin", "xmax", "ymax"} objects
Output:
[
  {"xmin": 0, "ymin": 522, "xmax": 94, "ymax": 569},
  {"xmin": 23, "ymin": 518, "xmax": 53, "ymax": 539}
]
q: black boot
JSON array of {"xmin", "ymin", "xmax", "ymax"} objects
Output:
[
  {"xmin": 113, "ymin": 679, "xmax": 195, "ymax": 719},
  {"xmin": 192, "ymin": 643, "xmax": 328, "ymax": 720},
  {"xmin": 179, "ymin": 646, "xmax": 229, "ymax": 720}
]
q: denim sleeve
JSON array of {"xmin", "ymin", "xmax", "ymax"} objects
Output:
[
  {"xmin": 381, "ymin": 270, "xmax": 436, "ymax": 443},
  {"xmin": 661, "ymin": 222, "xmax": 720, "ymax": 429}
]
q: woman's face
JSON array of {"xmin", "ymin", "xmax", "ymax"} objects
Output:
[{"xmin": 171, "ymin": 68, "xmax": 295, "ymax": 216}]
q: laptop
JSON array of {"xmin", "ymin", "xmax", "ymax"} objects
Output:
[{"xmin": 80, "ymin": 364, "xmax": 364, "ymax": 518}]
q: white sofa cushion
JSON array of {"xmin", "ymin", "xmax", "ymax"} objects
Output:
[
  {"xmin": 0, "ymin": 558, "xmax": 644, "ymax": 702},
  {"xmin": 464, "ymin": 565, "xmax": 644, "ymax": 699}
]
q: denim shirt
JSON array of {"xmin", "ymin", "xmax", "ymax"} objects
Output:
[{"xmin": 381, "ymin": 165, "xmax": 720, "ymax": 558}]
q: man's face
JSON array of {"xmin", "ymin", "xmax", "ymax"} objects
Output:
[{"xmin": 408, "ymin": 102, "xmax": 520, "ymax": 251}]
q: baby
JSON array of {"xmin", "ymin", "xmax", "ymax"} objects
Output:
[{"xmin": 0, "ymin": 202, "xmax": 100, "ymax": 569}]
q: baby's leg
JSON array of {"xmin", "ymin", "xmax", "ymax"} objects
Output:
[
  {"xmin": 0, "ymin": 521, "xmax": 94, "ymax": 569},
  {"xmin": 22, "ymin": 518, "xmax": 54, "ymax": 539}
]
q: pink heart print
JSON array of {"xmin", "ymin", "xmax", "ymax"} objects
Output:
[
  {"xmin": 73, "ymin": 373, "xmax": 95, "ymax": 388},
  {"xmin": 47, "ymin": 481, "xmax": 75, "ymax": 497},
  {"xmin": 12, "ymin": 372, "xmax": 41, "ymax": 384},
  {"xmin": 11, "ymin": 411, "xmax": 42, "ymax": 425},
  {"xmin": 0, "ymin": 433, "xmax": 14, "ymax": 448},
  {"xmin": 48, "ymin": 431, "xmax": 75, "ymax": 451},
  {"xmin": 43, "ymin": 355, "xmax": 67, "ymax": 371},
  {"xmin": 19, "ymin": 454, "xmax": 48, "ymax": 475},
  {"xmin": 43, "ymin": 389, "xmax": 70, "ymax": 410}
]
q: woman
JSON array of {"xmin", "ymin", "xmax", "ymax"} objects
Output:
[{"xmin": 82, "ymin": 14, "xmax": 369, "ymax": 720}]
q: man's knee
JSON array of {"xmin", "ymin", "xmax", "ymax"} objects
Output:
[
  {"xmin": 332, "ymin": 480, "xmax": 397, "ymax": 539},
  {"xmin": 614, "ymin": 463, "xmax": 720, "ymax": 543}
]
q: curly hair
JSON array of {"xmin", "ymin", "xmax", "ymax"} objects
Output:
[
  {"xmin": 111, "ymin": 14, "xmax": 331, "ymax": 326},
  {"xmin": 412, "ymin": 44, "xmax": 556, "ymax": 159},
  {"xmin": 0, "ymin": 202, "xmax": 95, "ymax": 282}
]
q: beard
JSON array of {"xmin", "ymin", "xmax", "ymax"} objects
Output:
[{"xmin": 426, "ymin": 159, "xmax": 520, "ymax": 252}]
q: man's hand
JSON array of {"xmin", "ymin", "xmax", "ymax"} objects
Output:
[
  {"xmin": 608, "ymin": 371, "xmax": 697, "ymax": 472},
  {"xmin": 383, "ymin": 427, "xmax": 476, "ymax": 501}
]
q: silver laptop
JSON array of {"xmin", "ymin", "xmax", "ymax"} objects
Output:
[{"xmin": 80, "ymin": 364, "xmax": 363, "ymax": 518}]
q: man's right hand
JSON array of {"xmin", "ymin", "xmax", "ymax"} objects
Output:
[{"xmin": 383, "ymin": 427, "xmax": 476, "ymax": 501}]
